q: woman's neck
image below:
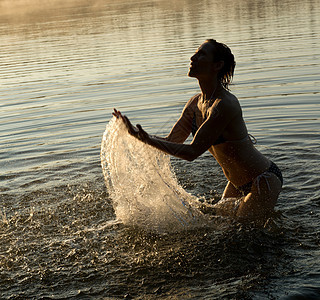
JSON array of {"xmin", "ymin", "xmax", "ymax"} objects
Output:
[{"xmin": 199, "ymin": 80, "xmax": 221, "ymax": 102}]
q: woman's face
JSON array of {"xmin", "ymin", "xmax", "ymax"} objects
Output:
[{"xmin": 188, "ymin": 42, "xmax": 217, "ymax": 80}]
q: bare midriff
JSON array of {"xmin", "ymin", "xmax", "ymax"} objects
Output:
[{"xmin": 208, "ymin": 137, "xmax": 270, "ymax": 187}]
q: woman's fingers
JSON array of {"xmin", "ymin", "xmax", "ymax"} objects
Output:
[
  {"xmin": 112, "ymin": 110, "xmax": 147, "ymax": 141},
  {"xmin": 112, "ymin": 108, "xmax": 122, "ymax": 118},
  {"xmin": 112, "ymin": 108, "xmax": 119, "ymax": 118},
  {"xmin": 136, "ymin": 124, "xmax": 145, "ymax": 136},
  {"xmin": 123, "ymin": 115, "xmax": 135, "ymax": 134},
  {"xmin": 136, "ymin": 124, "xmax": 149, "ymax": 141}
]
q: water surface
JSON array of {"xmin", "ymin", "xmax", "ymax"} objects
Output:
[{"xmin": 1, "ymin": 0, "xmax": 320, "ymax": 298}]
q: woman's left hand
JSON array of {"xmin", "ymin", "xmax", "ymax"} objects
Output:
[{"xmin": 113, "ymin": 108, "xmax": 150, "ymax": 142}]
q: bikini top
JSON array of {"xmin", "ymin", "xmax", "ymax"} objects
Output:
[
  {"xmin": 191, "ymin": 112, "xmax": 226, "ymax": 145},
  {"xmin": 190, "ymin": 98, "xmax": 257, "ymax": 145}
]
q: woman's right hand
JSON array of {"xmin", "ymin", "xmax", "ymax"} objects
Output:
[{"xmin": 113, "ymin": 108, "xmax": 150, "ymax": 143}]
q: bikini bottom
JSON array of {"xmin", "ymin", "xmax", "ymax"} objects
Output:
[{"xmin": 234, "ymin": 161, "xmax": 283, "ymax": 196}]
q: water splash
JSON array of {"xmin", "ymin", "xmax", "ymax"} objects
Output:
[{"xmin": 101, "ymin": 117, "xmax": 206, "ymax": 232}]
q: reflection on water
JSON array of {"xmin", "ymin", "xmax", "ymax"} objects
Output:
[{"xmin": 0, "ymin": 0, "xmax": 320, "ymax": 298}]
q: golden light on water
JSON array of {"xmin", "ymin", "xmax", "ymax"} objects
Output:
[
  {"xmin": 0, "ymin": 0, "xmax": 319, "ymax": 297},
  {"xmin": 0, "ymin": 0, "xmax": 108, "ymax": 24}
]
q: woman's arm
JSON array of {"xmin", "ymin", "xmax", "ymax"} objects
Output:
[
  {"xmin": 164, "ymin": 95, "xmax": 197, "ymax": 143},
  {"xmin": 113, "ymin": 99, "xmax": 234, "ymax": 162},
  {"xmin": 145, "ymin": 108, "xmax": 193, "ymax": 143},
  {"xmin": 115, "ymin": 110, "xmax": 199, "ymax": 161},
  {"xmin": 148, "ymin": 95, "xmax": 198, "ymax": 143},
  {"xmin": 114, "ymin": 95, "xmax": 197, "ymax": 143}
]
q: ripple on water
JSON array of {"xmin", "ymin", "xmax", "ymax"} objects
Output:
[{"xmin": 0, "ymin": 0, "xmax": 320, "ymax": 298}]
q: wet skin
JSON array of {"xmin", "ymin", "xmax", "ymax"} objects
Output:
[{"xmin": 113, "ymin": 42, "xmax": 282, "ymax": 220}]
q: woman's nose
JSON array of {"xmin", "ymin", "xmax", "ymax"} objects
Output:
[{"xmin": 190, "ymin": 53, "xmax": 197, "ymax": 61}]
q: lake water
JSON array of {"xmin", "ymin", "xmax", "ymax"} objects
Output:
[{"xmin": 1, "ymin": 0, "xmax": 320, "ymax": 298}]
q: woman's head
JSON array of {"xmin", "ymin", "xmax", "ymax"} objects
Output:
[{"xmin": 188, "ymin": 39, "xmax": 236, "ymax": 90}]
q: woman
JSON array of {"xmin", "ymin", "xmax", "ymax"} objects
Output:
[{"xmin": 113, "ymin": 39, "xmax": 283, "ymax": 220}]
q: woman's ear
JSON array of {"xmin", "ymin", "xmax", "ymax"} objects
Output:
[{"xmin": 214, "ymin": 60, "xmax": 224, "ymax": 72}]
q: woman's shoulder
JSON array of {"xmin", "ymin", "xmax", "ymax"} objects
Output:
[
  {"xmin": 220, "ymin": 90, "xmax": 241, "ymax": 111},
  {"xmin": 189, "ymin": 93, "xmax": 201, "ymax": 104},
  {"xmin": 184, "ymin": 93, "xmax": 201, "ymax": 110},
  {"xmin": 211, "ymin": 91, "xmax": 242, "ymax": 122}
]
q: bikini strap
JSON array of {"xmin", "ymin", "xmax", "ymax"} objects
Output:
[{"xmin": 249, "ymin": 134, "xmax": 257, "ymax": 144}]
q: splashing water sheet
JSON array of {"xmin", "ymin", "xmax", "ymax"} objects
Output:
[{"xmin": 101, "ymin": 117, "xmax": 209, "ymax": 233}]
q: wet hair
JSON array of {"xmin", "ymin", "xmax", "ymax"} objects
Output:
[{"xmin": 205, "ymin": 39, "xmax": 236, "ymax": 90}]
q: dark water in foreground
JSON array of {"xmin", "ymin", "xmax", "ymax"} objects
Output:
[{"xmin": 1, "ymin": 0, "xmax": 320, "ymax": 299}]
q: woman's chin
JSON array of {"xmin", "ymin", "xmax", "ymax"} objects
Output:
[{"xmin": 188, "ymin": 69, "xmax": 197, "ymax": 78}]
